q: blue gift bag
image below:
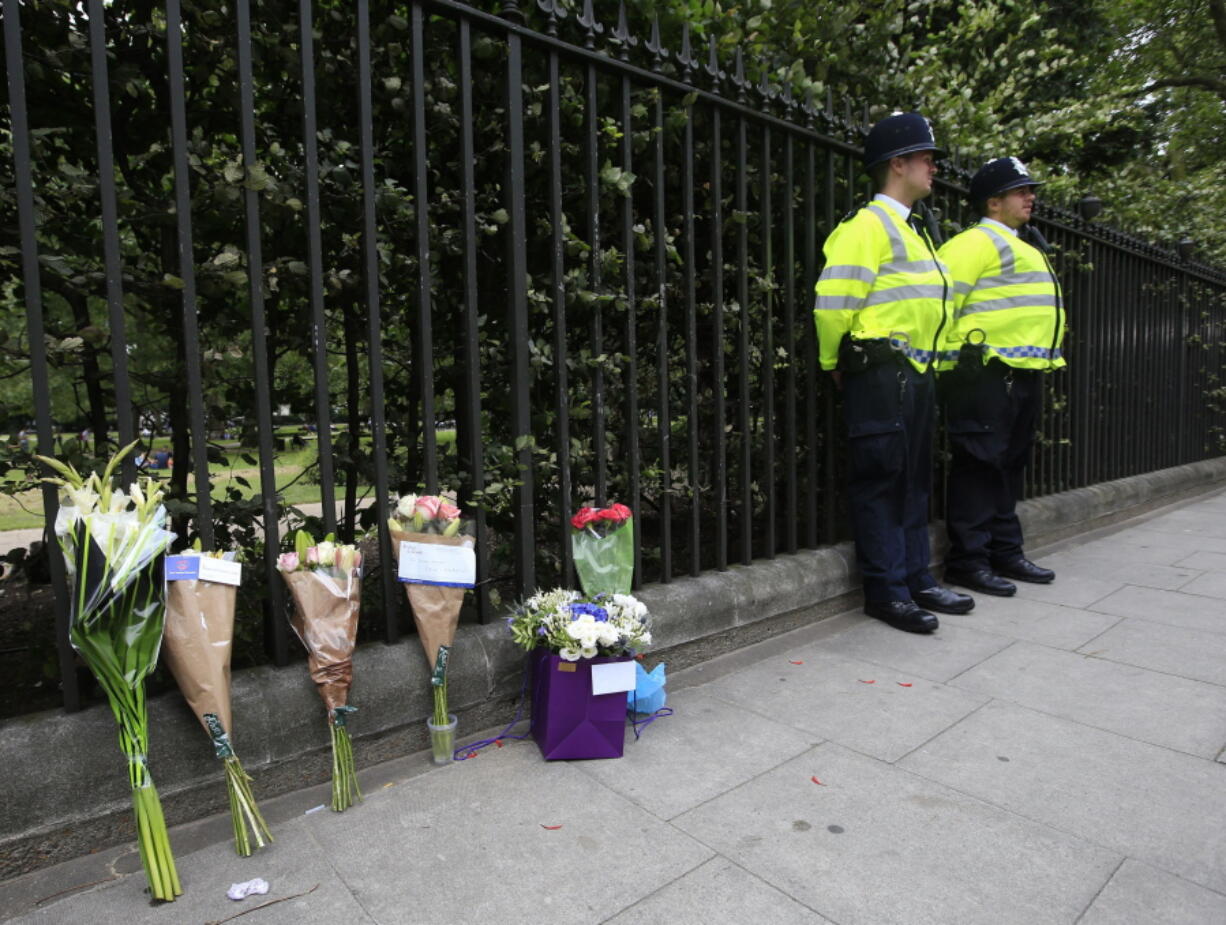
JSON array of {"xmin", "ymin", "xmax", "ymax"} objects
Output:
[{"xmin": 626, "ymin": 661, "xmax": 666, "ymax": 715}]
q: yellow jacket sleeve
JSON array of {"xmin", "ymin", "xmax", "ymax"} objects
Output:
[{"xmin": 813, "ymin": 213, "xmax": 884, "ymax": 371}]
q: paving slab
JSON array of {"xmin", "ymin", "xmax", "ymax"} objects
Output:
[
  {"xmin": 605, "ymin": 857, "xmax": 831, "ymax": 924},
  {"xmin": 1010, "ymin": 572, "xmax": 1124, "ymax": 608},
  {"xmin": 693, "ymin": 647, "xmax": 987, "ymax": 763},
  {"xmin": 672, "ymin": 742, "xmax": 1119, "ymax": 925},
  {"xmin": 7, "ymin": 818, "xmax": 370, "ymax": 925},
  {"xmin": 937, "ymin": 594, "xmax": 1121, "ymax": 650},
  {"xmin": 305, "ymin": 737, "xmax": 713, "ymax": 925},
  {"xmin": 1078, "ymin": 860, "xmax": 1226, "ymax": 925},
  {"xmin": 1089, "ymin": 585, "xmax": 1226, "ymax": 636},
  {"xmin": 1056, "ymin": 537, "xmax": 1198, "ymax": 568},
  {"xmin": 814, "ymin": 619, "xmax": 1014, "ymax": 683},
  {"xmin": 574, "ymin": 687, "xmax": 819, "ymax": 820},
  {"xmin": 1174, "ymin": 550, "xmax": 1226, "ymax": 571},
  {"xmin": 899, "ymin": 701, "xmax": 1226, "ymax": 893},
  {"xmin": 1123, "ymin": 525, "xmax": 1226, "ymax": 554},
  {"xmin": 1079, "ymin": 618, "xmax": 1226, "ymax": 688},
  {"xmin": 1029, "ymin": 553, "xmax": 1201, "ymax": 592},
  {"xmin": 1145, "ymin": 510, "xmax": 1226, "ymax": 540},
  {"xmin": 950, "ymin": 640, "xmax": 1226, "ymax": 757},
  {"xmin": 1178, "ymin": 570, "xmax": 1226, "ymax": 601}
]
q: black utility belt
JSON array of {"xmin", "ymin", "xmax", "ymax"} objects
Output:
[{"xmin": 838, "ymin": 335, "xmax": 906, "ymax": 373}]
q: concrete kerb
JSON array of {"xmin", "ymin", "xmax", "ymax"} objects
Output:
[{"xmin": 2, "ymin": 455, "xmax": 1224, "ymax": 879}]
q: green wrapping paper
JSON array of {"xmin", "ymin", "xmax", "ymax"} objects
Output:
[{"xmin": 572, "ymin": 517, "xmax": 635, "ymax": 596}]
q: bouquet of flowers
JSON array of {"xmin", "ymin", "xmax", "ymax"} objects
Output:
[
  {"xmin": 39, "ymin": 443, "xmax": 182, "ymax": 901},
  {"xmin": 162, "ymin": 545, "xmax": 271, "ymax": 856},
  {"xmin": 570, "ymin": 503, "xmax": 634, "ymax": 596},
  {"xmin": 276, "ymin": 531, "xmax": 363, "ymax": 811},
  {"xmin": 509, "ymin": 588, "xmax": 653, "ymax": 760},
  {"xmin": 387, "ymin": 494, "xmax": 474, "ymax": 752},
  {"xmin": 507, "ymin": 588, "xmax": 652, "ymax": 661}
]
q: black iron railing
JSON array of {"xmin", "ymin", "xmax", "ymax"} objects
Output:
[{"xmin": 4, "ymin": 0, "xmax": 1225, "ymax": 713}]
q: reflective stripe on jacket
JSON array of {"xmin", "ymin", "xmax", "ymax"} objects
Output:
[
  {"xmin": 937, "ymin": 222, "xmax": 1067, "ymax": 371},
  {"xmin": 813, "ymin": 203, "xmax": 952, "ymax": 373}
]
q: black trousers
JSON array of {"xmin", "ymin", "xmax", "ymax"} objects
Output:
[
  {"xmin": 843, "ymin": 361, "xmax": 937, "ymax": 603},
  {"xmin": 942, "ymin": 361, "xmax": 1042, "ymax": 572}
]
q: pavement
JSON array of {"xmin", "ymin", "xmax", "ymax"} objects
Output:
[{"xmin": 3, "ymin": 489, "xmax": 1226, "ymax": 924}]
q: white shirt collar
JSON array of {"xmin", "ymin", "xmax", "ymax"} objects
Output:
[
  {"xmin": 872, "ymin": 193, "xmax": 911, "ymax": 222},
  {"xmin": 980, "ymin": 217, "xmax": 1018, "ymax": 237}
]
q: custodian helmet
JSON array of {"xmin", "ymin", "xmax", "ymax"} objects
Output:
[
  {"xmin": 863, "ymin": 112, "xmax": 945, "ymax": 170},
  {"xmin": 969, "ymin": 157, "xmax": 1045, "ymax": 202}
]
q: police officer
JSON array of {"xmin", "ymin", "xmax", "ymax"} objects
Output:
[
  {"xmin": 938, "ymin": 157, "xmax": 1066, "ymax": 595},
  {"xmin": 814, "ymin": 112, "xmax": 973, "ymax": 634}
]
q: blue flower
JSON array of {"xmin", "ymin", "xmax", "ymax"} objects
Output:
[{"xmin": 568, "ymin": 602, "xmax": 609, "ymax": 622}]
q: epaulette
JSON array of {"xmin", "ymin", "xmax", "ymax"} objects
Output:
[{"xmin": 839, "ymin": 207, "xmax": 861, "ymax": 225}]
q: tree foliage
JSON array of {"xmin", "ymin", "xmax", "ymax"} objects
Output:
[{"xmin": 673, "ymin": 0, "xmax": 1226, "ymax": 260}]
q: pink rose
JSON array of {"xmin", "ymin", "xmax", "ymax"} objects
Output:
[
  {"xmin": 438, "ymin": 501, "xmax": 461, "ymax": 520},
  {"xmin": 306, "ymin": 546, "xmax": 320, "ymax": 566},
  {"xmin": 415, "ymin": 495, "xmax": 441, "ymax": 519},
  {"xmin": 277, "ymin": 552, "xmax": 299, "ymax": 572}
]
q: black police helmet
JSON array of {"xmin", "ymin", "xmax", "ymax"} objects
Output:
[
  {"xmin": 969, "ymin": 157, "xmax": 1044, "ymax": 202},
  {"xmin": 863, "ymin": 112, "xmax": 945, "ymax": 170}
]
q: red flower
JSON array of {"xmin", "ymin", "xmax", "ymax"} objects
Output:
[
  {"xmin": 570, "ymin": 507, "xmax": 599, "ymax": 530},
  {"xmin": 605, "ymin": 503, "xmax": 633, "ymax": 522}
]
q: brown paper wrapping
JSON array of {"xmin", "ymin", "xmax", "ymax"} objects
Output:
[
  {"xmin": 389, "ymin": 528, "xmax": 472, "ymax": 669},
  {"xmin": 281, "ymin": 568, "xmax": 361, "ymax": 715},
  {"xmin": 163, "ymin": 578, "xmax": 237, "ymax": 738}
]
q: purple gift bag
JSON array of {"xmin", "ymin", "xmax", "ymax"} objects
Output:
[{"xmin": 531, "ymin": 648, "xmax": 630, "ymax": 760}]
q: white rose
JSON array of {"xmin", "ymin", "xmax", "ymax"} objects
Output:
[
  {"xmin": 580, "ymin": 645, "xmax": 598, "ymax": 659},
  {"xmin": 566, "ymin": 615, "xmax": 594, "ymax": 640},
  {"xmin": 399, "ymin": 495, "xmax": 421, "ymax": 518},
  {"xmin": 559, "ymin": 646, "xmax": 582, "ymax": 662},
  {"xmin": 316, "ymin": 540, "xmax": 337, "ymax": 567}
]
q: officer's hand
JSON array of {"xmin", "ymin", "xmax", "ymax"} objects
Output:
[{"xmin": 829, "ymin": 370, "xmax": 843, "ymax": 391}]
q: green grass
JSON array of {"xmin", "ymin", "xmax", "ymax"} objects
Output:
[{"xmin": 0, "ymin": 429, "xmax": 456, "ymax": 532}]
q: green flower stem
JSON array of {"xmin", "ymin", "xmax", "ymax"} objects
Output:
[
  {"xmin": 132, "ymin": 778, "xmax": 181, "ymax": 900},
  {"xmin": 227, "ymin": 767, "xmax": 247, "ymax": 858},
  {"xmin": 223, "ymin": 756, "xmax": 272, "ymax": 857},
  {"xmin": 329, "ymin": 723, "xmax": 361, "ymax": 812},
  {"xmin": 432, "ymin": 681, "xmax": 448, "ymax": 728}
]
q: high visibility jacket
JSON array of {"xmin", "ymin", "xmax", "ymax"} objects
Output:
[
  {"xmin": 937, "ymin": 222, "xmax": 1066, "ymax": 371},
  {"xmin": 813, "ymin": 202, "xmax": 952, "ymax": 374}
]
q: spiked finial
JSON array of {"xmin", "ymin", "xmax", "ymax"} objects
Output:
[
  {"xmin": 756, "ymin": 66, "xmax": 776, "ymax": 105},
  {"xmin": 802, "ymin": 86, "xmax": 817, "ymax": 126},
  {"xmin": 645, "ymin": 15, "xmax": 669, "ymax": 68},
  {"xmin": 577, "ymin": 0, "xmax": 604, "ymax": 49},
  {"xmin": 677, "ymin": 22, "xmax": 696, "ymax": 80},
  {"xmin": 611, "ymin": 2, "xmax": 637, "ymax": 60},
  {"xmin": 704, "ymin": 35, "xmax": 724, "ymax": 88},
  {"xmin": 536, "ymin": 0, "xmax": 567, "ymax": 36},
  {"xmin": 732, "ymin": 47, "xmax": 747, "ymax": 102}
]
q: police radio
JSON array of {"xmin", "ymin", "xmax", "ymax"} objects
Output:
[{"xmin": 1020, "ymin": 223, "xmax": 1052, "ymax": 254}]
